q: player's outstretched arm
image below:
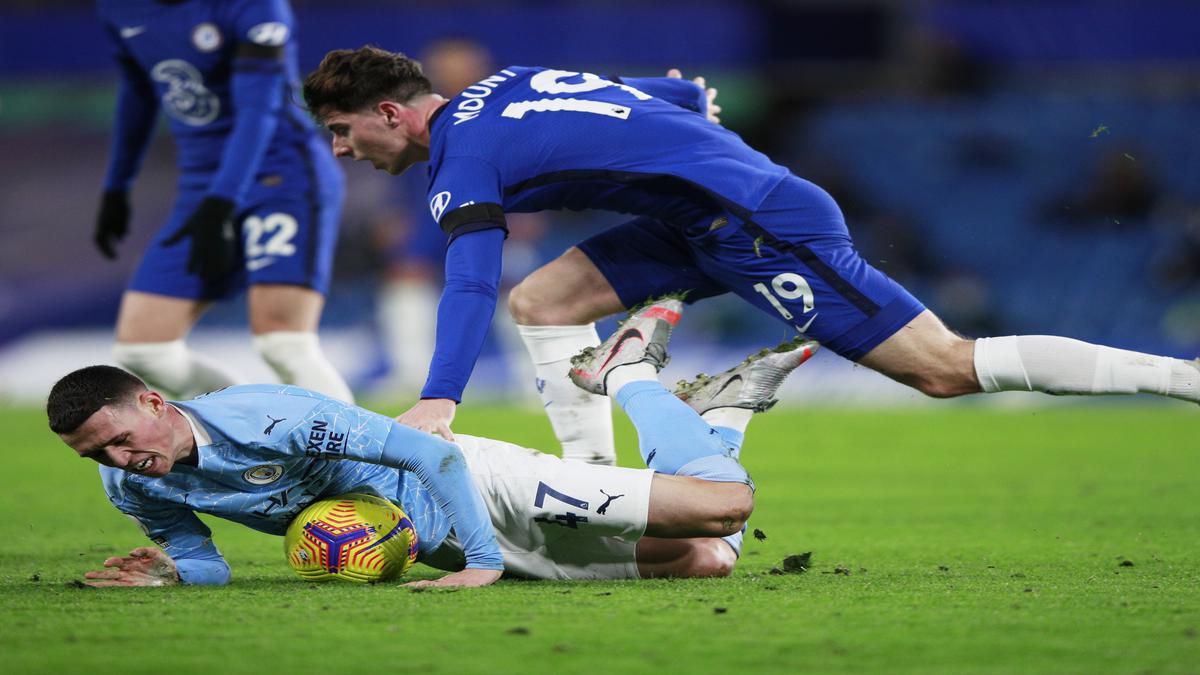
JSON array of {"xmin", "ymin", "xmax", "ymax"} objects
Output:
[
  {"xmin": 83, "ymin": 547, "xmax": 179, "ymax": 588},
  {"xmin": 666, "ymin": 69, "xmax": 721, "ymax": 124}
]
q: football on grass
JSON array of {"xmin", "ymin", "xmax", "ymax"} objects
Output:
[{"xmin": 284, "ymin": 493, "xmax": 418, "ymax": 582}]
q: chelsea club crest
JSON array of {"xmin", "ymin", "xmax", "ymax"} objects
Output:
[{"xmin": 192, "ymin": 22, "xmax": 222, "ymax": 52}]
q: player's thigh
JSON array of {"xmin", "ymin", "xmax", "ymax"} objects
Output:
[
  {"xmin": 549, "ymin": 216, "xmax": 728, "ymax": 320},
  {"xmin": 858, "ymin": 310, "xmax": 979, "ymax": 396},
  {"xmin": 247, "ymin": 284, "xmax": 326, "ymax": 334},
  {"xmin": 114, "ymin": 291, "xmax": 210, "ymax": 342},
  {"xmin": 241, "ymin": 191, "xmax": 340, "ymax": 300},
  {"xmin": 691, "ymin": 223, "xmax": 927, "ymax": 362},
  {"xmin": 645, "ymin": 473, "xmax": 752, "ymax": 539},
  {"xmin": 508, "ymin": 246, "xmax": 623, "ymax": 325}
]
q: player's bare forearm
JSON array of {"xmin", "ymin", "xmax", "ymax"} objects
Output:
[
  {"xmin": 404, "ymin": 568, "xmax": 501, "ymax": 589},
  {"xmin": 397, "ymin": 398, "xmax": 458, "ymax": 440},
  {"xmin": 83, "ymin": 547, "xmax": 180, "ymax": 587},
  {"xmin": 666, "ymin": 68, "xmax": 722, "ymax": 124}
]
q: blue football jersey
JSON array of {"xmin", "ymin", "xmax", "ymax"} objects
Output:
[
  {"xmin": 99, "ymin": 385, "xmax": 486, "ymax": 580},
  {"xmin": 425, "ymin": 67, "xmax": 790, "ymax": 236},
  {"xmin": 97, "ymin": 0, "xmax": 321, "ymax": 187}
]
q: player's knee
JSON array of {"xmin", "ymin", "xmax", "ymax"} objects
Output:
[
  {"xmin": 687, "ymin": 539, "xmax": 738, "ymax": 578},
  {"xmin": 711, "ymin": 485, "xmax": 753, "ymax": 536}
]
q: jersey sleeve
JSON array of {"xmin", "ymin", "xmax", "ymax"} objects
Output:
[
  {"xmin": 99, "ymin": 24, "xmax": 159, "ymax": 193},
  {"xmin": 204, "ymin": 0, "xmax": 292, "ymax": 202},
  {"xmin": 101, "ymin": 470, "xmax": 231, "ymax": 585},
  {"xmin": 611, "ymin": 76, "xmax": 708, "ymax": 116},
  {"xmin": 422, "ymin": 228, "xmax": 505, "ymax": 401},
  {"xmin": 427, "ymin": 155, "xmax": 508, "ymax": 241},
  {"xmin": 282, "ymin": 400, "xmax": 504, "ymax": 570}
]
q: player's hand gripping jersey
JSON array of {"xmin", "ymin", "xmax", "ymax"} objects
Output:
[
  {"xmin": 422, "ymin": 68, "xmax": 790, "ymax": 400},
  {"xmin": 99, "ymin": 385, "xmax": 503, "ymax": 584}
]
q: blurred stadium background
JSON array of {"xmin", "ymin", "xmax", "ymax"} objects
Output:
[{"xmin": 3, "ymin": 0, "xmax": 1199, "ymax": 407}]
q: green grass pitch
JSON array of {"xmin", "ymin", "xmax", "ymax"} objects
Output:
[{"xmin": 1, "ymin": 402, "xmax": 1197, "ymax": 674}]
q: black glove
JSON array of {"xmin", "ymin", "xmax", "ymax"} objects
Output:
[
  {"xmin": 164, "ymin": 196, "xmax": 240, "ymax": 282},
  {"xmin": 94, "ymin": 190, "xmax": 131, "ymax": 259}
]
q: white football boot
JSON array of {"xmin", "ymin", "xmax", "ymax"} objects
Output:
[
  {"xmin": 569, "ymin": 296, "xmax": 684, "ymax": 396},
  {"xmin": 674, "ymin": 337, "xmax": 820, "ymax": 413}
]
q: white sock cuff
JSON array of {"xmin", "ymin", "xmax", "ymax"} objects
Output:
[
  {"xmin": 112, "ymin": 339, "xmax": 188, "ymax": 363},
  {"xmin": 701, "ymin": 407, "xmax": 754, "ymax": 434},
  {"xmin": 253, "ymin": 331, "xmax": 320, "ymax": 353},
  {"xmin": 517, "ymin": 323, "xmax": 601, "ymax": 364},
  {"xmin": 973, "ymin": 336, "xmax": 1029, "ymax": 393},
  {"xmin": 608, "ymin": 362, "xmax": 659, "ymax": 396}
]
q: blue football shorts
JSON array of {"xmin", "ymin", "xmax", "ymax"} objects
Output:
[
  {"xmin": 577, "ymin": 175, "xmax": 925, "ymax": 361},
  {"xmin": 129, "ymin": 165, "xmax": 343, "ymax": 301}
]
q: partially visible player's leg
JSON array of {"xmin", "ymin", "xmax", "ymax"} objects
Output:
[
  {"xmin": 635, "ymin": 536, "xmax": 737, "ymax": 578},
  {"xmin": 113, "ymin": 291, "xmax": 245, "ymax": 399},
  {"xmin": 510, "ymin": 247, "xmax": 623, "ymax": 464},
  {"xmin": 248, "ymin": 284, "xmax": 353, "ymax": 403},
  {"xmin": 243, "ymin": 180, "xmax": 353, "ymax": 403},
  {"xmin": 856, "ymin": 295, "xmax": 1200, "ymax": 403},
  {"xmin": 114, "ymin": 192, "xmax": 246, "ymax": 399}
]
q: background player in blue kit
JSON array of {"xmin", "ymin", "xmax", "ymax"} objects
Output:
[
  {"xmin": 94, "ymin": 0, "xmax": 352, "ymax": 403},
  {"xmin": 48, "ymin": 298, "xmax": 815, "ymax": 586},
  {"xmin": 301, "ymin": 46, "xmax": 1200, "ymax": 452}
]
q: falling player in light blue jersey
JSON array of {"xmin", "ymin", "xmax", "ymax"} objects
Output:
[
  {"xmin": 94, "ymin": 0, "xmax": 351, "ymax": 404},
  {"xmin": 302, "ymin": 46, "xmax": 1199, "ymax": 463},
  {"xmin": 48, "ymin": 298, "xmax": 818, "ymax": 586}
]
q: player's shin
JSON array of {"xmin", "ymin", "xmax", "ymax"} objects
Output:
[
  {"xmin": 112, "ymin": 340, "xmax": 243, "ymax": 399},
  {"xmin": 518, "ymin": 323, "xmax": 616, "ymax": 464},
  {"xmin": 253, "ymin": 331, "xmax": 354, "ymax": 403},
  {"xmin": 614, "ymin": 376, "xmax": 750, "ymax": 487},
  {"xmin": 974, "ymin": 336, "xmax": 1200, "ymax": 402}
]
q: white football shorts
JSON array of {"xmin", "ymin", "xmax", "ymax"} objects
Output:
[{"xmin": 430, "ymin": 434, "xmax": 654, "ymax": 580}]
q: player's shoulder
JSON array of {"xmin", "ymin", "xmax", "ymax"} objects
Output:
[{"xmin": 99, "ymin": 464, "xmax": 147, "ymax": 508}]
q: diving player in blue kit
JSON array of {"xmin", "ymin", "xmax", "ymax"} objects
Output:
[
  {"xmin": 302, "ymin": 46, "xmax": 1199, "ymax": 457},
  {"xmin": 94, "ymin": 0, "xmax": 351, "ymax": 403}
]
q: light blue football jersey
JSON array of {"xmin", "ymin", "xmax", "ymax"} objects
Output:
[{"xmin": 100, "ymin": 384, "xmax": 500, "ymax": 582}]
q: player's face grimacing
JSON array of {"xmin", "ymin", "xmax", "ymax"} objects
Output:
[
  {"xmin": 323, "ymin": 103, "xmax": 428, "ymax": 176},
  {"xmin": 60, "ymin": 392, "xmax": 192, "ymax": 478}
]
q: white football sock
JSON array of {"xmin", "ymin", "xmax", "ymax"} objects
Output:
[
  {"xmin": 254, "ymin": 331, "xmax": 354, "ymax": 403},
  {"xmin": 112, "ymin": 340, "xmax": 243, "ymax": 399},
  {"xmin": 607, "ymin": 362, "xmax": 659, "ymax": 396},
  {"xmin": 376, "ymin": 279, "xmax": 438, "ymax": 390},
  {"xmin": 974, "ymin": 335, "xmax": 1200, "ymax": 402},
  {"xmin": 701, "ymin": 407, "xmax": 754, "ymax": 434},
  {"xmin": 518, "ymin": 323, "xmax": 615, "ymax": 465}
]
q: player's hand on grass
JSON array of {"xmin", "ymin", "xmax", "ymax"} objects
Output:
[
  {"xmin": 404, "ymin": 568, "xmax": 501, "ymax": 589},
  {"xmin": 397, "ymin": 398, "xmax": 457, "ymax": 441},
  {"xmin": 95, "ymin": 190, "xmax": 131, "ymax": 259},
  {"xmin": 83, "ymin": 547, "xmax": 180, "ymax": 587},
  {"xmin": 667, "ymin": 68, "xmax": 721, "ymax": 124},
  {"xmin": 164, "ymin": 195, "xmax": 240, "ymax": 282}
]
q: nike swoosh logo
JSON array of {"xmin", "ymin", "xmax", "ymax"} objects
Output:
[
  {"xmin": 598, "ymin": 328, "xmax": 644, "ymax": 370},
  {"xmin": 712, "ymin": 374, "xmax": 744, "ymax": 397},
  {"xmin": 119, "ymin": 26, "xmax": 146, "ymax": 38},
  {"xmin": 246, "ymin": 257, "xmax": 276, "ymax": 271},
  {"xmin": 795, "ymin": 312, "xmax": 819, "ymax": 334}
]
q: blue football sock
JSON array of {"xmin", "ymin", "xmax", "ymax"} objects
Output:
[{"xmin": 615, "ymin": 381, "xmax": 749, "ymax": 485}]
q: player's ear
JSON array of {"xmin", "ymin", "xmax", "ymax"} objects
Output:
[
  {"xmin": 139, "ymin": 390, "xmax": 166, "ymax": 415},
  {"xmin": 377, "ymin": 100, "xmax": 404, "ymax": 127}
]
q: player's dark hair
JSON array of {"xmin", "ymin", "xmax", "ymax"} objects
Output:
[
  {"xmin": 46, "ymin": 366, "xmax": 147, "ymax": 434},
  {"xmin": 302, "ymin": 45, "xmax": 432, "ymax": 120}
]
